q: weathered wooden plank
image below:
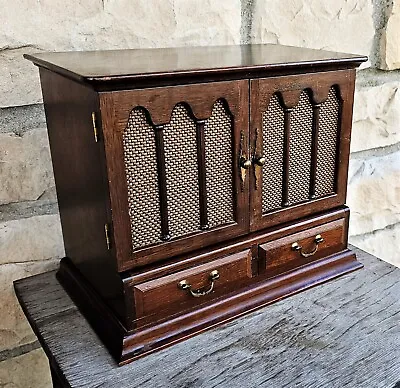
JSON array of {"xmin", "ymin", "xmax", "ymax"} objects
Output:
[{"xmin": 14, "ymin": 247, "xmax": 400, "ymax": 388}]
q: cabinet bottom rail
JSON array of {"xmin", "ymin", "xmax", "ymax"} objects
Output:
[{"xmin": 57, "ymin": 249, "xmax": 362, "ymax": 365}]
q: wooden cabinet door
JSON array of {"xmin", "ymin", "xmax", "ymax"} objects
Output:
[
  {"xmin": 249, "ymin": 70, "xmax": 356, "ymax": 232},
  {"xmin": 100, "ymin": 80, "xmax": 249, "ymax": 270}
]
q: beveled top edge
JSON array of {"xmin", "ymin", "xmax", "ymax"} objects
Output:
[{"xmin": 24, "ymin": 44, "xmax": 368, "ymax": 84}]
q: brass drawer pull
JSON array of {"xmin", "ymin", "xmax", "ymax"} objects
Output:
[
  {"xmin": 291, "ymin": 234, "xmax": 324, "ymax": 258},
  {"xmin": 178, "ymin": 270, "xmax": 220, "ymax": 298}
]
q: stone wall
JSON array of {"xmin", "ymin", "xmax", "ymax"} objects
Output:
[{"xmin": 0, "ymin": 1, "xmax": 398, "ymax": 386}]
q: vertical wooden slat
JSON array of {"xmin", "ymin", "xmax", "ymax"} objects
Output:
[
  {"xmin": 309, "ymin": 103, "xmax": 321, "ymax": 199},
  {"xmin": 196, "ymin": 120, "xmax": 209, "ymax": 229},
  {"xmin": 282, "ymin": 108, "xmax": 292, "ymax": 207},
  {"xmin": 154, "ymin": 125, "xmax": 170, "ymax": 241},
  {"xmin": 333, "ymin": 96, "xmax": 344, "ymax": 194}
]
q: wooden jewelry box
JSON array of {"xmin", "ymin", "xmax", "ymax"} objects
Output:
[{"xmin": 25, "ymin": 44, "xmax": 367, "ymax": 365}]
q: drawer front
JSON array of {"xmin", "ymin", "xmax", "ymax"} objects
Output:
[
  {"xmin": 132, "ymin": 249, "xmax": 253, "ymax": 326},
  {"xmin": 258, "ymin": 218, "xmax": 346, "ymax": 277}
]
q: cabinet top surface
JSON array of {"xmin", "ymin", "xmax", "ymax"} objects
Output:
[{"xmin": 25, "ymin": 44, "xmax": 367, "ymax": 84}]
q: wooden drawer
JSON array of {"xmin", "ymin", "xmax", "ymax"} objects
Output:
[
  {"xmin": 131, "ymin": 249, "xmax": 253, "ymax": 327},
  {"xmin": 258, "ymin": 218, "xmax": 346, "ymax": 278}
]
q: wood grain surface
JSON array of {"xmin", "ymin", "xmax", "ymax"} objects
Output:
[
  {"xmin": 249, "ymin": 70, "xmax": 355, "ymax": 233},
  {"xmin": 15, "ymin": 246, "xmax": 400, "ymax": 388},
  {"xmin": 24, "ymin": 44, "xmax": 367, "ymax": 82},
  {"xmin": 99, "ymin": 80, "xmax": 250, "ymax": 270}
]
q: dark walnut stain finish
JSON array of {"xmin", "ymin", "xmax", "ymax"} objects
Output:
[
  {"xmin": 249, "ymin": 70, "xmax": 356, "ymax": 232},
  {"xmin": 25, "ymin": 44, "xmax": 366, "ymax": 365},
  {"xmin": 131, "ymin": 250, "xmax": 253, "ymax": 327},
  {"xmin": 100, "ymin": 81, "xmax": 249, "ymax": 270},
  {"xmin": 258, "ymin": 218, "xmax": 347, "ymax": 278},
  {"xmin": 125, "ymin": 207, "xmax": 349, "ymax": 285},
  {"xmin": 39, "ymin": 68, "xmax": 126, "ymax": 321},
  {"xmin": 56, "ymin": 207, "xmax": 362, "ymax": 362},
  {"xmin": 24, "ymin": 44, "xmax": 366, "ymax": 89}
]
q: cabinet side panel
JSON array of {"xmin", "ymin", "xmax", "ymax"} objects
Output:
[{"xmin": 39, "ymin": 69, "xmax": 125, "ymax": 320}]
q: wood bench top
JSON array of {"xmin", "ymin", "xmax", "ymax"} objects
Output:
[{"xmin": 14, "ymin": 246, "xmax": 400, "ymax": 388}]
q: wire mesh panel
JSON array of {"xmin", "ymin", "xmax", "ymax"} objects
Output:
[
  {"xmin": 163, "ymin": 104, "xmax": 201, "ymax": 238},
  {"xmin": 123, "ymin": 98, "xmax": 239, "ymax": 251},
  {"xmin": 204, "ymin": 100, "xmax": 234, "ymax": 228},
  {"xmin": 262, "ymin": 94, "xmax": 285, "ymax": 214},
  {"xmin": 287, "ymin": 91, "xmax": 313, "ymax": 206},
  {"xmin": 123, "ymin": 108, "xmax": 161, "ymax": 249},
  {"xmin": 316, "ymin": 87, "xmax": 340, "ymax": 197}
]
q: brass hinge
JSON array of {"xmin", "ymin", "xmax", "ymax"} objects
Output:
[
  {"xmin": 91, "ymin": 112, "xmax": 99, "ymax": 142},
  {"xmin": 104, "ymin": 223, "xmax": 111, "ymax": 250}
]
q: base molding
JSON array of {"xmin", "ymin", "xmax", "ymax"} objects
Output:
[
  {"xmin": 57, "ymin": 248, "xmax": 362, "ymax": 365},
  {"xmin": 57, "ymin": 259, "xmax": 125, "ymax": 361}
]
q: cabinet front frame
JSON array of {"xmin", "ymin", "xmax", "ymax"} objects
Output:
[
  {"xmin": 249, "ymin": 70, "xmax": 356, "ymax": 232},
  {"xmin": 99, "ymin": 80, "xmax": 250, "ymax": 271}
]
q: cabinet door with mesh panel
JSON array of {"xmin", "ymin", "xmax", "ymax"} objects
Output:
[
  {"xmin": 249, "ymin": 70, "xmax": 356, "ymax": 231},
  {"xmin": 100, "ymin": 80, "xmax": 249, "ymax": 270}
]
